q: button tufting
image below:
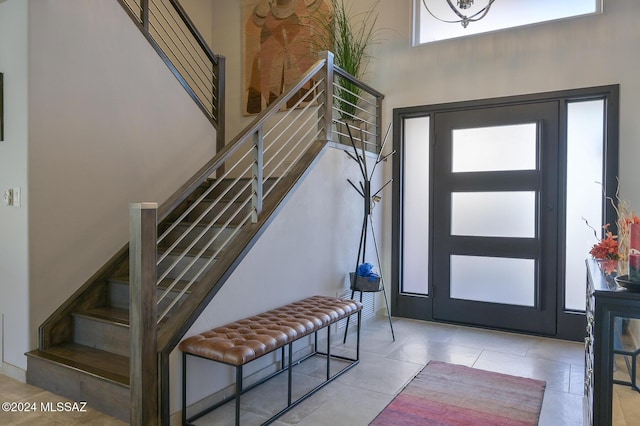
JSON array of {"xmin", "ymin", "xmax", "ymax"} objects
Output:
[{"xmin": 179, "ymin": 296, "xmax": 363, "ymax": 366}]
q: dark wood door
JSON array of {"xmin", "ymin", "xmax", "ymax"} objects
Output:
[{"xmin": 431, "ymin": 102, "xmax": 559, "ymax": 334}]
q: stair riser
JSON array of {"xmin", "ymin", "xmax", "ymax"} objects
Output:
[
  {"xmin": 27, "ymin": 356, "xmax": 129, "ymax": 421},
  {"xmin": 73, "ymin": 315, "xmax": 129, "ymax": 357},
  {"xmin": 161, "ymin": 224, "xmax": 240, "ymax": 252},
  {"xmin": 109, "ymin": 280, "xmax": 186, "ymax": 312},
  {"xmin": 158, "ymin": 253, "xmax": 215, "ymax": 282}
]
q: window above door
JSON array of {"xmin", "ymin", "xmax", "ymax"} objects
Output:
[{"xmin": 414, "ymin": 0, "xmax": 602, "ymax": 45}]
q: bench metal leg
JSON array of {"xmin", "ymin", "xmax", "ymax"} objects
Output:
[
  {"xmin": 182, "ymin": 309, "xmax": 363, "ymax": 426},
  {"xmin": 357, "ymin": 310, "xmax": 361, "ymax": 360},
  {"xmin": 326, "ymin": 325, "xmax": 331, "ymax": 380},
  {"xmin": 287, "ymin": 343, "xmax": 293, "ymax": 406},
  {"xmin": 235, "ymin": 365, "xmax": 243, "ymax": 426},
  {"xmin": 182, "ymin": 352, "xmax": 187, "ymax": 426}
]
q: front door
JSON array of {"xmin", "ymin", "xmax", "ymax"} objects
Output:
[{"xmin": 431, "ymin": 102, "xmax": 559, "ymax": 334}]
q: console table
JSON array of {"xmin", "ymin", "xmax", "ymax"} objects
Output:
[{"xmin": 585, "ymin": 259, "xmax": 640, "ymax": 426}]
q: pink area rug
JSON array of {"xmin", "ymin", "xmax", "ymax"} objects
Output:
[{"xmin": 370, "ymin": 361, "xmax": 546, "ymax": 426}]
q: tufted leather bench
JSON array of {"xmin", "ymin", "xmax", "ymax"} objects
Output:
[{"xmin": 180, "ymin": 295, "xmax": 363, "ymax": 426}]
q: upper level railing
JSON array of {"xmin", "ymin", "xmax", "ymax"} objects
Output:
[
  {"xmin": 129, "ymin": 51, "xmax": 384, "ymax": 424},
  {"xmin": 332, "ymin": 64, "xmax": 384, "ymax": 154},
  {"xmin": 116, "ymin": 0, "xmax": 225, "ymax": 148}
]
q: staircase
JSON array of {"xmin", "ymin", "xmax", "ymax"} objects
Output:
[
  {"xmin": 25, "ymin": 1, "xmax": 385, "ymax": 424},
  {"xmin": 25, "ymin": 178, "xmax": 273, "ymax": 420}
]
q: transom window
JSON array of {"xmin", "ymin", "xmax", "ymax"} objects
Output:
[{"xmin": 414, "ymin": 0, "xmax": 602, "ymax": 44}]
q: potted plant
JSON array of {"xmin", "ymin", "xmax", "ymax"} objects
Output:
[{"xmin": 312, "ymin": 0, "xmax": 381, "ymax": 121}]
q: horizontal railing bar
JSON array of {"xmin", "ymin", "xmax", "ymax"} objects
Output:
[
  {"xmin": 263, "ymin": 130, "xmax": 321, "ymax": 187},
  {"xmin": 148, "ymin": 0, "xmax": 213, "ymax": 73},
  {"xmin": 156, "ymin": 193, "xmax": 252, "ymax": 307},
  {"xmin": 157, "ymin": 208, "xmax": 254, "ymax": 322},
  {"xmin": 263, "ymin": 104, "xmax": 321, "ymax": 171},
  {"xmin": 263, "ymin": 79, "xmax": 323, "ymax": 140},
  {"xmin": 157, "ymin": 191, "xmax": 251, "ymax": 305},
  {"xmin": 121, "ymin": 0, "xmax": 141, "ymax": 22},
  {"xmin": 333, "ymin": 65, "xmax": 384, "ymax": 99},
  {"xmin": 333, "ymin": 80, "xmax": 378, "ymax": 111},
  {"xmin": 147, "ymin": 12, "xmax": 213, "ymax": 94},
  {"xmin": 263, "ymin": 90, "xmax": 323, "ymax": 156},
  {"xmin": 333, "ymin": 117, "xmax": 378, "ymax": 140},
  {"xmin": 263, "ymin": 117, "xmax": 322, "ymax": 178},
  {"xmin": 263, "ymin": 128, "xmax": 323, "ymax": 200},
  {"xmin": 147, "ymin": 19, "xmax": 213, "ymax": 106},
  {"xmin": 167, "ymin": 0, "xmax": 218, "ymax": 66},
  {"xmin": 157, "ymin": 148, "xmax": 252, "ymax": 248},
  {"xmin": 155, "ymin": 0, "xmax": 213, "ymax": 74},
  {"xmin": 156, "ymin": 177, "xmax": 252, "ymax": 284},
  {"xmin": 332, "ymin": 90, "xmax": 375, "ymax": 119},
  {"xmin": 114, "ymin": 0, "xmax": 219, "ymax": 130},
  {"xmin": 157, "ymin": 59, "xmax": 327, "ymax": 221}
]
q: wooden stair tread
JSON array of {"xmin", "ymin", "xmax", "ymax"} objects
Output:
[
  {"xmin": 27, "ymin": 343, "xmax": 129, "ymax": 386},
  {"xmin": 74, "ymin": 306, "xmax": 129, "ymax": 325}
]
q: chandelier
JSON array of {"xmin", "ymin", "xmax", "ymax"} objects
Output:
[{"xmin": 422, "ymin": 0, "xmax": 496, "ymax": 28}]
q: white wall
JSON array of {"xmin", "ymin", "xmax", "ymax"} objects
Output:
[
  {"xmin": 203, "ymin": 0, "xmax": 640, "ymax": 291},
  {"xmin": 0, "ymin": 0, "xmax": 29, "ymax": 377},
  {"xmin": 368, "ymin": 0, "xmax": 640, "ymax": 243},
  {"xmin": 24, "ymin": 0, "xmax": 217, "ymax": 368}
]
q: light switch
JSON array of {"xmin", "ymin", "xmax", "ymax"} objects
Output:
[
  {"xmin": 2, "ymin": 189, "xmax": 13, "ymax": 206},
  {"xmin": 2, "ymin": 188, "xmax": 21, "ymax": 207}
]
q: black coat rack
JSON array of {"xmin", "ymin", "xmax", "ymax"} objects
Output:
[{"xmin": 343, "ymin": 123, "xmax": 395, "ymax": 342}]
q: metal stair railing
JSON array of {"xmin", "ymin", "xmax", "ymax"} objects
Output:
[
  {"xmin": 129, "ymin": 51, "xmax": 384, "ymax": 425},
  {"xmin": 116, "ymin": 0, "xmax": 225, "ymax": 149}
]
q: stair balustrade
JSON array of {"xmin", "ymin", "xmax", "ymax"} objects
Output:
[
  {"xmin": 116, "ymin": 0, "xmax": 225, "ymax": 151},
  {"xmin": 129, "ymin": 51, "xmax": 384, "ymax": 424},
  {"xmin": 32, "ymin": 43, "xmax": 383, "ymax": 424}
]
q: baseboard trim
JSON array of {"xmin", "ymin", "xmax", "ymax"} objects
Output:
[{"xmin": 1, "ymin": 361, "xmax": 27, "ymax": 382}]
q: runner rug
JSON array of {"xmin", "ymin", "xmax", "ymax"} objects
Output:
[{"xmin": 370, "ymin": 360, "xmax": 546, "ymax": 426}]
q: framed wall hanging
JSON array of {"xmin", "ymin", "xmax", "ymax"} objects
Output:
[{"xmin": 242, "ymin": 0, "xmax": 332, "ymax": 115}]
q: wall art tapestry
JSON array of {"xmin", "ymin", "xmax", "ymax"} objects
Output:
[{"xmin": 243, "ymin": 0, "xmax": 332, "ymax": 115}]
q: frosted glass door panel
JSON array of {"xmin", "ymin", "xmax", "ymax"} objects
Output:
[
  {"xmin": 450, "ymin": 255, "xmax": 536, "ymax": 306},
  {"xmin": 565, "ymin": 100, "xmax": 605, "ymax": 311},
  {"xmin": 451, "ymin": 191, "xmax": 536, "ymax": 238},
  {"xmin": 452, "ymin": 124, "xmax": 537, "ymax": 173},
  {"xmin": 402, "ymin": 116, "xmax": 430, "ymax": 295}
]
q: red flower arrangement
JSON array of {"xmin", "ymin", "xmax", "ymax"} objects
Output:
[
  {"xmin": 588, "ymin": 224, "xmax": 619, "ymax": 260},
  {"xmin": 585, "ymin": 182, "xmax": 640, "ymax": 263}
]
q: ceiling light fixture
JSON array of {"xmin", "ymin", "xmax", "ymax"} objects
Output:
[{"xmin": 422, "ymin": 0, "xmax": 496, "ymax": 28}]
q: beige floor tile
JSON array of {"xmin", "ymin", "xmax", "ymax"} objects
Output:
[
  {"xmin": 473, "ymin": 349, "xmax": 572, "ymax": 392},
  {"xmin": 0, "ymin": 316, "xmax": 597, "ymax": 425},
  {"xmin": 538, "ymin": 388, "xmax": 584, "ymax": 426},
  {"xmin": 527, "ymin": 336, "xmax": 585, "ymax": 365}
]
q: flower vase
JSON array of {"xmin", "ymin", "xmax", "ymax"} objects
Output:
[{"xmin": 596, "ymin": 259, "xmax": 620, "ymax": 276}]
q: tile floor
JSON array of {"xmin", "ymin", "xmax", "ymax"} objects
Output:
[{"xmin": 0, "ymin": 316, "xmax": 588, "ymax": 425}]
